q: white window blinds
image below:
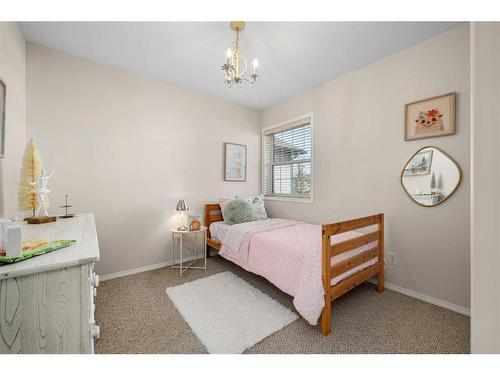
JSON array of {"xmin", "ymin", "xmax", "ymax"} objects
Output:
[{"xmin": 263, "ymin": 116, "xmax": 312, "ymax": 199}]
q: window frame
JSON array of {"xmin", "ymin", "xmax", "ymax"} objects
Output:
[{"xmin": 261, "ymin": 113, "xmax": 314, "ymax": 203}]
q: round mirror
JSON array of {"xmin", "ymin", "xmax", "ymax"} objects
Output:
[{"xmin": 401, "ymin": 146, "xmax": 462, "ymax": 207}]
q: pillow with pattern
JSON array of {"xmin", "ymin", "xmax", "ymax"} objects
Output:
[
  {"xmin": 237, "ymin": 194, "xmax": 268, "ymax": 221},
  {"xmin": 221, "ymin": 199, "xmax": 254, "ymax": 225}
]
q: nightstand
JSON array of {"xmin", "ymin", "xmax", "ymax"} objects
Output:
[{"xmin": 170, "ymin": 227, "xmax": 207, "ymax": 276}]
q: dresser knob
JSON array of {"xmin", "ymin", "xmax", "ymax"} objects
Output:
[
  {"xmin": 90, "ymin": 321, "xmax": 100, "ymax": 339},
  {"xmin": 90, "ymin": 273, "xmax": 100, "ymax": 287}
]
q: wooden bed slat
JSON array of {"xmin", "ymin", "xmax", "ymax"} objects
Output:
[
  {"xmin": 330, "ymin": 262, "xmax": 381, "ymax": 300},
  {"xmin": 330, "ymin": 231, "xmax": 380, "ymax": 256},
  {"xmin": 330, "ymin": 247, "xmax": 380, "ymax": 277},
  {"xmin": 207, "ymin": 237, "xmax": 221, "ymax": 251},
  {"xmin": 209, "ymin": 214, "xmax": 223, "ymax": 222},
  {"xmin": 323, "ymin": 215, "xmax": 378, "ymax": 236},
  {"xmin": 205, "ymin": 204, "xmax": 224, "ymax": 255},
  {"xmin": 321, "ymin": 212, "xmax": 384, "ymax": 336}
]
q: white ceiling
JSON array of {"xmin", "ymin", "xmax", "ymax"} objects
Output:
[{"xmin": 20, "ymin": 22, "xmax": 461, "ymax": 109}]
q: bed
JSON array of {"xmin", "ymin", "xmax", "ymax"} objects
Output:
[{"xmin": 204, "ymin": 203, "xmax": 384, "ymax": 336}]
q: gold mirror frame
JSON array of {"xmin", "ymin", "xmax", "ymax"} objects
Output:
[{"xmin": 400, "ymin": 146, "xmax": 462, "ymax": 208}]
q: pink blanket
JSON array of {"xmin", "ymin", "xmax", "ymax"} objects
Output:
[{"xmin": 218, "ymin": 219, "xmax": 378, "ymax": 325}]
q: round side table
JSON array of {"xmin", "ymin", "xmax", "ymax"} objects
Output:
[{"xmin": 169, "ymin": 227, "xmax": 207, "ymax": 277}]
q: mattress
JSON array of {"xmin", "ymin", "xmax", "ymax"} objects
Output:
[
  {"xmin": 209, "ymin": 220, "xmax": 378, "ymax": 286},
  {"xmin": 210, "ymin": 221, "xmax": 231, "ymax": 242}
]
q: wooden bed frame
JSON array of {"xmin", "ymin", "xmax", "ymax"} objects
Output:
[{"xmin": 204, "ymin": 204, "xmax": 384, "ymax": 336}]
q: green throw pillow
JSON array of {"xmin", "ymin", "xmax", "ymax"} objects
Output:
[{"xmin": 222, "ymin": 199, "xmax": 254, "ymax": 225}]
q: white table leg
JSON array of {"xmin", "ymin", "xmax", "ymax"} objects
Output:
[
  {"xmin": 204, "ymin": 230, "xmax": 207, "ymax": 270},
  {"xmin": 179, "ymin": 234, "xmax": 183, "ymax": 277},
  {"xmin": 171, "ymin": 232, "xmax": 175, "ymax": 269},
  {"xmin": 195, "ymin": 231, "xmax": 198, "ymax": 264}
]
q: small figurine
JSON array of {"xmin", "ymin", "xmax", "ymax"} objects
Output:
[
  {"xmin": 190, "ymin": 220, "xmax": 201, "ymax": 231},
  {"xmin": 30, "ymin": 169, "xmax": 54, "ymax": 217}
]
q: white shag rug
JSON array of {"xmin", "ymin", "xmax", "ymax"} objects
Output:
[{"xmin": 166, "ymin": 271, "xmax": 298, "ymax": 353}]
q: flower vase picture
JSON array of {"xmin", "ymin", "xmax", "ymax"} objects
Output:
[{"xmin": 404, "ymin": 92, "xmax": 456, "ymax": 140}]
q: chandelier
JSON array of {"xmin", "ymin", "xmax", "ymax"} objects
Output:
[{"xmin": 221, "ymin": 21, "xmax": 259, "ymax": 88}]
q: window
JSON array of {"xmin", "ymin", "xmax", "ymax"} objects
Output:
[{"xmin": 262, "ymin": 114, "xmax": 313, "ymax": 201}]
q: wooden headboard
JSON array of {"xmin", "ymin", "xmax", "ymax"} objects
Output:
[{"xmin": 205, "ymin": 203, "xmax": 223, "ymax": 239}]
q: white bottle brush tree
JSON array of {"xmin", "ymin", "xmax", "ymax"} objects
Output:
[{"xmin": 17, "ymin": 138, "xmax": 45, "ymax": 218}]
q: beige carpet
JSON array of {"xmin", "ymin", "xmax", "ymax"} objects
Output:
[{"xmin": 94, "ymin": 256, "xmax": 470, "ymax": 354}]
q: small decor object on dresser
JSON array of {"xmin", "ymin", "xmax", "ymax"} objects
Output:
[
  {"xmin": 17, "ymin": 138, "xmax": 57, "ymax": 224},
  {"xmin": 0, "ymin": 77, "xmax": 5, "ymax": 159},
  {"xmin": 0, "ymin": 239, "xmax": 76, "ymax": 265},
  {"xmin": 2, "ymin": 223, "xmax": 22, "ymax": 259},
  {"xmin": 1, "ymin": 219, "xmax": 22, "ymax": 258},
  {"xmin": 59, "ymin": 194, "xmax": 75, "ymax": 218},
  {"xmin": 0, "ymin": 218, "xmax": 12, "ymax": 254},
  {"xmin": 404, "ymin": 92, "xmax": 456, "ymax": 141},
  {"xmin": 27, "ymin": 169, "xmax": 56, "ymax": 224},
  {"xmin": 224, "ymin": 142, "xmax": 247, "ymax": 182}
]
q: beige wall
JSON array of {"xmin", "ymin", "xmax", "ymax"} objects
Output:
[
  {"xmin": 0, "ymin": 22, "xmax": 26, "ymax": 218},
  {"xmin": 471, "ymin": 22, "xmax": 500, "ymax": 353},
  {"xmin": 26, "ymin": 43, "xmax": 261, "ymax": 276},
  {"xmin": 262, "ymin": 24, "xmax": 470, "ymax": 310}
]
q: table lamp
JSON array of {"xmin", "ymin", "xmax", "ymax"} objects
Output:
[{"xmin": 176, "ymin": 199, "xmax": 189, "ymax": 231}]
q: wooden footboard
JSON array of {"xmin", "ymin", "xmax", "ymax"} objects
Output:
[{"xmin": 320, "ymin": 213, "xmax": 384, "ymax": 336}]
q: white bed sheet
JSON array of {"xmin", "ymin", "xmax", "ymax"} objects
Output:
[{"xmin": 209, "ymin": 220, "xmax": 378, "ymax": 286}]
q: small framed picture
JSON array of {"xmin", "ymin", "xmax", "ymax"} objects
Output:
[
  {"xmin": 188, "ymin": 213, "xmax": 202, "ymax": 231},
  {"xmin": 404, "ymin": 92, "xmax": 456, "ymax": 141},
  {"xmin": 403, "ymin": 149, "xmax": 433, "ymax": 176},
  {"xmin": 0, "ymin": 77, "xmax": 6, "ymax": 159},
  {"xmin": 224, "ymin": 142, "xmax": 247, "ymax": 182}
]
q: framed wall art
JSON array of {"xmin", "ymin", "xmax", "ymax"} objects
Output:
[
  {"xmin": 404, "ymin": 92, "xmax": 456, "ymax": 141},
  {"xmin": 224, "ymin": 142, "xmax": 247, "ymax": 182},
  {"xmin": 0, "ymin": 77, "xmax": 6, "ymax": 159}
]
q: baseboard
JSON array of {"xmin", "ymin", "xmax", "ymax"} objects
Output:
[
  {"xmin": 368, "ymin": 279, "xmax": 470, "ymax": 316},
  {"xmin": 101, "ymin": 261, "xmax": 470, "ymax": 317},
  {"xmin": 100, "ymin": 255, "xmax": 204, "ymax": 282}
]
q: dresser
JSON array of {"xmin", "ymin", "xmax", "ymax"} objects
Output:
[{"xmin": 0, "ymin": 214, "xmax": 100, "ymax": 353}]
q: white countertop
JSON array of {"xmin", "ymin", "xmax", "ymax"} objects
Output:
[{"xmin": 0, "ymin": 213, "xmax": 100, "ymax": 280}]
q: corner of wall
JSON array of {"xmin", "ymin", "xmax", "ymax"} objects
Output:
[{"xmin": 0, "ymin": 22, "xmax": 26, "ymax": 218}]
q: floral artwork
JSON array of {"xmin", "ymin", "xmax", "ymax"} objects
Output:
[
  {"xmin": 405, "ymin": 92, "xmax": 456, "ymax": 140},
  {"xmin": 415, "ymin": 108, "xmax": 443, "ymax": 129}
]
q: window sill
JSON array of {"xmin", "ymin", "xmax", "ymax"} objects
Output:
[{"xmin": 263, "ymin": 196, "xmax": 314, "ymax": 204}]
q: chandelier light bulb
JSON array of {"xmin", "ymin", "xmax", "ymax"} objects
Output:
[
  {"xmin": 252, "ymin": 58, "xmax": 259, "ymax": 76},
  {"xmin": 226, "ymin": 48, "xmax": 232, "ymax": 59}
]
